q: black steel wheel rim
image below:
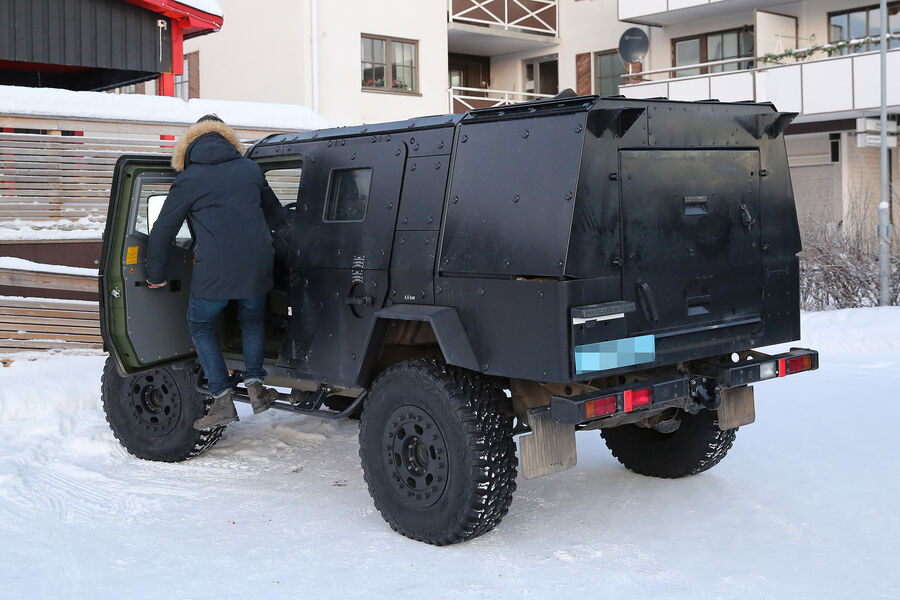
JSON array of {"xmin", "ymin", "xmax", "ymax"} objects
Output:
[
  {"xmin": 384, "ymin": 405, "xmax": 449, "ymax": 508},
  {"xmin": 126, "ymin": 370, "xmax": 182, "ymax": 435}
]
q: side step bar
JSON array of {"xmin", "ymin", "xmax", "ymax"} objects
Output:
[{"xmin": 231, "ymin": 386, "xmax": 367, "ymax": 421}]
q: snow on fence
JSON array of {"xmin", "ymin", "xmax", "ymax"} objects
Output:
[{"xmin": 0, "ymin": 87, "xmax": 327, "ymax": 240}]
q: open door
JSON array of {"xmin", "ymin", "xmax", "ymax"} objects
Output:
[{"xmin": 100, "ymin": 156, "xmax": 195, "ymax": 374}]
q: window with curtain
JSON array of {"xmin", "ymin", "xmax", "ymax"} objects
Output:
[{"xmin": 361, "ymin": 35, "xmax": 418, "ymax": 92}]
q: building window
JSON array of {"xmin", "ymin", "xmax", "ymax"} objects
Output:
[
  {"xmin": 174, "ymin": 57, "xmax": 190, "ymax": 101},
  {"xmin": 673, "ymin": 27, "xmax": 754, "ymax": 77},
  {"xmin": 595, "ymin": 51, "xmax": 626, "ymax": 97},
  {"xmin": 829, "ymin": 3, "xmax": 900, "ymax": 53},
  {"xmin": 361, "ymin": 35, "xmax": 418, "ymax": 93},
  {"xmin": 830, "ymin": 133, "xmax": 841, "ymax": 163}
]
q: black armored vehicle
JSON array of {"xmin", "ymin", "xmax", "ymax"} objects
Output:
[{"xmin": 100, "ymin": 94, "xmax": 818, "ymax": 545}]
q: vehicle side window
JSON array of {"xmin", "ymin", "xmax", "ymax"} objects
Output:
[
  {"xmin": 264, "ymin": 164, "xmax": 303, "ymax": 206},
  {"xmin": 323, "ymin": 168, "xmax": 372, "ymax": 222},
  {"xmin": 133, "ymin": 175, "xmax": 192, "ymax": 249}
]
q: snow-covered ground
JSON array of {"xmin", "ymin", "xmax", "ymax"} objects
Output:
[{"xmin": 1, "ymin": 309, "xmax": 898, "ymax": 599}]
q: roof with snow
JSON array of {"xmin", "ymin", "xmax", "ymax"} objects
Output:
[{"xmin": 0, "ymin": 85, "xmax": 329, "ymax": 132}]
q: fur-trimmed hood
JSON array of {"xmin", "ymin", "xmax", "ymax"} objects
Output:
[{"xmin": 171, "ymin": 120, "xmax": 244, "ymax": 172}]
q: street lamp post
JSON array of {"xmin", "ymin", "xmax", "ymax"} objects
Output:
[{"xmin": 879, "ymin": 0, "xmax": 892, "ymax": 305}]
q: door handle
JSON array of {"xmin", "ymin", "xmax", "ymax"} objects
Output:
[
  {"xmin": 345, "ymin": 296, "xmax": 373, "ymax": 306},
  {"xmin": 636, "ymin": 280, "xmax": 659, "ymax": 323},
  {"xmin": 740, "ymin": 203, "xmax": 755, "ymax": 231},
  {"xmin": 134, "ymin": 279, "xmax": 181, "ymax": 291}
]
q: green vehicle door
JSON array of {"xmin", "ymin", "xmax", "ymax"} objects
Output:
[{"xmin": 100, "ymin": 156, "xmax": 196, "ymax": 374}]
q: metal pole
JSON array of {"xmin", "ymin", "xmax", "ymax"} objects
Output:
[
  {"xmin": 878, "ymin": 0, "xmax": 891, "ymax": 305},
  {"xmin": 311, "ymin": 0, "xmax": 320, "ymax": 114}
]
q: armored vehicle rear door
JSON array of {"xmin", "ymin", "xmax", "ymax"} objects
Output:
[
  {"xmin": 100, "ymin": 156, "xmax": 195, "ymax": 373},
  {"xmin": 619, "ymin": 149, "xmax": 763, "ymax": 337}
]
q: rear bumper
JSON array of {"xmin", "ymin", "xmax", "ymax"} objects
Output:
[{"xmin": 551, "ymin": 348, "xmax": 818, "ymax": 425}]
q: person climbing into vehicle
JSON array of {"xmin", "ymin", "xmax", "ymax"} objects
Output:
[{"xmin": 145, "ymin": 114, "xmax": 286, "ymax": 430}]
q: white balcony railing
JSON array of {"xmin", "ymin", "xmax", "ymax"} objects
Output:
[
  {"xmin": 620, "ymin": 47, "xmax": 900, "ymax": 118},
  {"xmin": 449, "ymin": 0, "xmax": 558, "ymax": 36},
  {"xmin": 619, "ymin": 0, "xmax": 791, "ymax": 26},
  {"xmin": 449, "ymin": 86, "xmax": 553, "ymax": 113}
]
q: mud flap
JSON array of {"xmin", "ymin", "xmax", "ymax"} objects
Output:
[
  {"xmin": 717, "ymin": 385, "xmax": 755, "ymax": 430},
  {"xmin": 518, "ymin": 407, "xmax": 577, "ymax": 479}
]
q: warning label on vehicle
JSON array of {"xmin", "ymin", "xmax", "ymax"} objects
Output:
[{"xmin": 126, "ymin": 246, "xmax": 139, "ymax": 265}]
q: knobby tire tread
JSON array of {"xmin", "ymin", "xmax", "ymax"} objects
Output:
[
  {"xmin": 101, "ymin": 357, "xmax": 224, "ymax": 462},
  {"xmin": 600, "ymin": 409, "xmax": 737, "ymax": 479},
  {"xmin": 359, "ymin": 358, "xmax": 517, "ymax": 545}
]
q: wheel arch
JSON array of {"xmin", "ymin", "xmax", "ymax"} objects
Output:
[{"xmin": 356, "ymin": 305, "xmax": 479, "ymax": 388}]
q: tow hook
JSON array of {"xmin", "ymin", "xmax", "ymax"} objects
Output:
[{"xmin": 690, "ymin": 377, "xmax": 721, "ymax": 410}]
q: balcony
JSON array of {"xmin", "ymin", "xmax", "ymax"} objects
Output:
[
  {"xmin": 620, "ymin": 47, "xmax": 900, "ymax": 121},
  {"xmin": 448, "ymin": 0, "xmax": 559, "ymax": 55},
  {"xmin": 619, "ymin": 0, "xmax": 798, "ymax": 27},
  {"xmin": 449, "ymin": 86, "xmax": 552, "ymax": 114}
]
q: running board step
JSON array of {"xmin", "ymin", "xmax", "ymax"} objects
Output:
[{"xmin": 232, "ymin": 386, "xmax": 367, "ymax": 421}]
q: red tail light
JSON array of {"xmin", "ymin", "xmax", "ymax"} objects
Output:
[
  {"xmin": 786, "ymin": 355, "xmax": 813, "ymax": 374},
  {"xmin": 585, "ymin": 395, "xmax": 617, "ymax": 419},
  {"xmin": 624, "ymin": 387, "xmax": 652, "ymax": 412}
]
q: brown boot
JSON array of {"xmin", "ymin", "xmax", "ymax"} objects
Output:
[
  {"xmin": 246, "ymin": 381, "xmax": 278, "ymax": 414},
  {"xmin": 193, "ymin": 391, "xmax": 239, "ymax": 430}
]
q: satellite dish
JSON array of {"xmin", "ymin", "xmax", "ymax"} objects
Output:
[{"xmin": 618, "ymin": 27, "xmax": 649, "ymax": 64}]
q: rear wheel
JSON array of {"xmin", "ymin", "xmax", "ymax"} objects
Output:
[
  {"xmin": 359, "ymin": 359, "xmax": 517, "ymax": 545},
  {"xmin": 600, "ymin": 409, "xmax": 736, "ymax": 478},
  {"xmin": 101, "ymin": 356, "xmax": 224, "ymax": 462}
]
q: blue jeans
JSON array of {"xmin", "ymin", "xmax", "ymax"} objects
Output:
[{"xmin": 187, "ymin": 294, "xmax": 268, "ymax": 397}]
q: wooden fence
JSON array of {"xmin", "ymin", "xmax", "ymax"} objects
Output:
[
  {"xmin": 0, "ymin": 113, "xmax": 304, "ymax": 358},
  {"xmin": 0, "ymin": 115, "xmax": 296, "ymax": 233}
]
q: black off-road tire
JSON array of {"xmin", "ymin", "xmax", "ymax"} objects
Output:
[
  {"xmin": 359, "ymin": 358, "xmax": 517, "ymax": 545},
  {"xmin": 101, "ymin": 356, "xmax": 224, "ymax": 462},
  {"xmin": 600, "ymin": 409, "xmax": 736, "ymax": 478}
]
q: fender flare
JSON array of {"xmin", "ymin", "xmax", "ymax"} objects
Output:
[{"xmin": 357, "ymin": 305, "xmax": 479, "ymax": 386}]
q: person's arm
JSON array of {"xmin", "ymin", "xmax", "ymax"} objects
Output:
[
  {"xmin": 145, "ymin": 176, "xmax": 193, "ymax": 285},
  {"xmin": 260, "ymin": 180, "xmax": 286, "ymax": 230}
]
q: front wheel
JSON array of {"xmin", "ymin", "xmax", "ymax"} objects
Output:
[
  {"xmin": 101, "ymin": 357, "xmax": 224, "ymax": 462},
  {"xmin": 359, "ymin": 359, "xmax": 517, "ymax": 545},
  {"xmin": 600, "ymin": 409, "xmax": 736, "ymax": 478}
]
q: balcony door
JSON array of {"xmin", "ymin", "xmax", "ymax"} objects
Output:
[{"xmin": 524, "ymin": 55, "xmax": 558, "ymax": 95}]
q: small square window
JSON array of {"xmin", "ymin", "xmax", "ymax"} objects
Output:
[{"xmin": 324, "ymin": 168, "xmax": 372, "ymax": 222}]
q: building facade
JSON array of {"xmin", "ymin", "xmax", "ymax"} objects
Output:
[
  {"xmin": 178, "ymin": 0, "xmax": 896, "ymax": 237},
  {"xmin": 181, "ymin": 0, "xmax": 645, "ymax": 125}
]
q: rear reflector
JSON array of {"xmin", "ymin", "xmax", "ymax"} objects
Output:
[
  {"xmin": 585, "ymin": 395, "xmax": 617, "ymax": 419},
  {"xmin": 786, "ymin": 355, "xmax": 813, "ymax": 374},
  {"xmin": 759, "ymin": 361, "xmax": 778, "ymax": 380},
  {"xmin": 624, "ymin": 387, "xmax": 652, "ymax": 412}
]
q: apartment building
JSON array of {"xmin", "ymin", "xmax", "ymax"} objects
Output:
[
  {"xmin": 174, "ymin": 1, "xmax": 896, "ymax": 235},
  {"xmin": 179, "ymin": 1, "xmax": 644, "ymax": 124},
  {"xmin": 618, "ymin": 0, "xmax": 900, "ymax": 235}
]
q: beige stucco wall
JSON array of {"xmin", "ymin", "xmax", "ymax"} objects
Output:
[
  {"xmin": 185, "ymin": 0, "xmax": 448, "ymax": 126},
  {"xmin": 317, "ymin": 0, "xmax": 448, "ymax": 126},
  {"xmin": 183, "ymin": 0, "xmax": 312, "ymax": 108}
]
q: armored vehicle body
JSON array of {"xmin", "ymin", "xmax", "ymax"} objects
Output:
[{"xmin": 100, "ymin": 94, "xmax": 818, "ymax": 544}]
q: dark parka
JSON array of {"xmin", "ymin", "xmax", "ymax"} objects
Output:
[{"xmin": 146, "ymin": 120, "xmax": 285, "ymax": 299}]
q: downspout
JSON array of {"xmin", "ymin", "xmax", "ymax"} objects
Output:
[{"xmin": 312, "ymin": 0, "xmax": 320, "ymax": 114}]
